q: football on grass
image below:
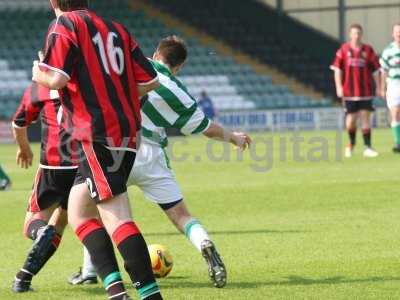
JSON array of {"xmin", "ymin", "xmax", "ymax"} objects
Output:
[{"xmin": 148, "ymin": 244, "xmax": 173, "ymax": 278}]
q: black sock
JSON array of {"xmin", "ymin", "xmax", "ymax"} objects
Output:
[
  {"xmin": 16, "ymin": 232, "xmax": 62, "ymax": 282},
  {"xmin": 76, "ymin": 219, "xmax": 126, "ymax": 299},
  {"xmin": 113, "ymin": 222, "xmax": 162, "ymax": 300},
  {"xmin": 348, "ymin": 129, "xmax": 356, "ymax": 147},
  {"xmin": 363, "ymin": 128, "xmax": 371, "ymax": 147},
  {"xmin": 15, "ymin": 270, "xmax": 33, "ymax": 282},
  {"xmin": 25, "ymin": 219, "xmax": 47, "ymax": 240}
]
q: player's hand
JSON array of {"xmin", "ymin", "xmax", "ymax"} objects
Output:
[
  {"xmin": 38, "ymin": 51, "xmax": 44, "ymax": 62},
  {"xmin": 32, "ymin": 60, "xmax": 41, "ymax": 82},
  {"xmin": 230, "ymin": 132, "xmax": 252, "ymax": 151},
  {"xmin": 16, "ymin": 146, "xmax": 33, "ymax": 169}
]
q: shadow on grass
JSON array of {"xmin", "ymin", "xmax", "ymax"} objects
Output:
[
  {"xmin": 158, "ymin": 275, "xmax": 400, "ymax": 289},
  {"xmin": 277, "ymin": 275, "xmax": 400, "ymax": 286},
  {"xmin": 73, "ymin": 275, "xmax": 400, "ymax": 295},
  {"xmin": 145, "ymin": 229, "xmax": 304, "ymax": 237},
  {"xmin": 165, "ymin": 275, "xmax": 190, "ymax": 279}
]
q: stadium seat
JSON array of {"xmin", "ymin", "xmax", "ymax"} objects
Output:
[{"xmin": 0, "ymin": 0, "xmax": 332, "ymax": 121}]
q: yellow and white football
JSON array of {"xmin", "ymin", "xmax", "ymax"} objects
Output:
[{"xmin": 148, "ymin": 244, "xmax": 173, "ymax": 278}]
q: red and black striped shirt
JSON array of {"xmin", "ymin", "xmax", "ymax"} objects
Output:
[
  {"xmin": 331, "ymin": 43, "xmax": 380, "ymax": 101},
  {"xmin": 13, "ymin": 83, "xmax": 77, "ymax": 169},
  {"xmin": 40, "ymin": 9, "xmax": 158, "ymax": 150}
]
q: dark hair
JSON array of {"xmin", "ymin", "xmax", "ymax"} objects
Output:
[
  {"xmin": 156, "ymin": 35, "xmax": 187, "ymax": 68},
  {"xmin": 56, "ymin": 0, "xmax": 88, "ymax": 11},
  {"xmin": 349, "ymin": 23, "xmax": 363, "ymax": 32}
]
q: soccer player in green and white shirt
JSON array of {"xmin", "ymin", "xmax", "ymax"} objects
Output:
[
  {"xmin": 70, "ymin": 36, "xmax": 252, "ymax": 288},
  {"xmin": 380, "ymin": 23, "xmax": 400, "ymax": 153}
]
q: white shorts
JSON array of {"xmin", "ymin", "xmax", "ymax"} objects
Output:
[
  {"xmin": 387, "ymin": 82, "xmax": 400, "ymax": 109},
  {"xmin": 127, "ymin": 142, "xmax": 183, "ymax": 205}
]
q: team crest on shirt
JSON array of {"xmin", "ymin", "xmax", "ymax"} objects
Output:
[
  {"xmin": 349, "ymin": 58, "xmax": 366, "ymax": 67},
  {"xmin": 347, "ymin": 51, "xmax": 352, "ymax": 57}
]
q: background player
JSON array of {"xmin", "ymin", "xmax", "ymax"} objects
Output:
[
  {"xmin": 380, "ymin": 23, "xmax": 400, "ymax": 153},
  {"xmin": 70, "ymin": 36, "xmax": 251, "ymax": 288},
  {"xmin": 0, "ymin": 163, "xmax": 11, "ymax": 190},
  {"xmin": 32, "ymin": 1, "xmax": 162, "ymax": 299},
  {"xmin": 331, "ymin": 24, "xmax": 381, "ymax": 158},
  {"xmin": 11, "ymin": 83, "xmax": 76, "ymax": 293}
]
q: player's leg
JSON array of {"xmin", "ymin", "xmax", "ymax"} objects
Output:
[
  {"xmin": 97, "ymin": 147, "xmax": 162, "ymax": 300},
  {"xmin": 13, "ymin": 168, "xmax": 63, "ymax": 292},
  {"xmin": 13, "ymin": 168, "xmax": 77, "ymax": 292},
  {"xmin": 69, "ymin": 142, "xmax": 162, "ymax": 300},
  {"xmin": 161, "ymin": 200, "xmax": 227, "ymax": 288},
  {"xmin": 97, "ymin": 193, "xmax": 162, "ymax": 300},
  {"xmin": 161, "ymin": 201, "xmax": 209, "ymax": 251},
  {"xmin": 359, "ymin": 107, "xmax": 378, "ymax": 157},
  {"xmin": 134, "ymin": 143, "xmax": 225, "ymax": 287},
  {"xmin": 360, "ymin": 110, "xmax": 372, "ymax": 148},
  {"xmin": 387, "ymin": 85, "xmax": 400, "ymax": 152},
  {"xmin": 68, "ymin": 246, "xmax": 98, "ymax": 285},
  {"xmin": 23, "ymin": 209, "xmax": 55, "ymax": 240},
  {"xmin": 76, "ymin": 205, "xmax": 227, "ymax": 290},
  {"xmin": 344, "ymin": 101, "xmax": 358, "ymax": 157},
  {"xmin": 390, "ymin": 105, "xmax": 400, "ymax": 152},
  {"xmin": 13, "ymin": 203, "xmax": 63, "ymax": 292},
  {"xmin": 68, "ymin": 182, "xmax": 130, "ymax": 300},
  {"xmin": 70, "ymin": 142, "xmax": 147, "ymax": 287},
  {"xmin": 0, "ymin": 163, "xmax": 11, "ymax": 190}
]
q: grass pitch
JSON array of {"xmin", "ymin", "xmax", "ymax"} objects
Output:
[{"xmin": 1, "ymin": 129, "xmax": 400, "ymax": 300}]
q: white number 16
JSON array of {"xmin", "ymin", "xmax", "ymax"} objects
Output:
[{"xmin": 93, "ymin": 32, "xmax": 125, "ymax": 75}]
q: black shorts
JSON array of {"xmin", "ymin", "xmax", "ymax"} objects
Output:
[
  {"xmin": 28, "ymin": 167, "xmax": 78, "ymax": 213},
  {"xmin": 74, "ymin": 141, "xmax": 136, "ymax": 203},
  {"xmin": 344, "ymin": 100, "xmax": 375, "ymax": 113}
]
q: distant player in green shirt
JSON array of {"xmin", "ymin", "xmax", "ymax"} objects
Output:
[
  {"xmin": 380, "ymin": 23, "xmax": 400, "ymax": 152},
  {"xmin": 70, "ymin": 36, "xmax": 252, "ymax": 288},
  {"xmin": 0, "ymin": 164, "xmax": 11, "ymax": 190}
]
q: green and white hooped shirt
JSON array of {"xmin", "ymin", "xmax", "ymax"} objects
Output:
[
  {"xmin": 141, "ymin": 60, "xmax": 211, "ymax": 148},
  {"xmin": 380, "ymin": 42, "xmax": 400, "ymax": 84}
]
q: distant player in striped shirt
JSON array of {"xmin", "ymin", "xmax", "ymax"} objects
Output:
[
  {"xmin": 72, "ymin": 36, "xmax": 252, "ymax": 288},
  {"xmin": 331, "ymin": 24, "xmax": 381, "ymax": 158},
  {"xmin": 380, "ymin": 23, "xmax": 400, "ymax": 153}
]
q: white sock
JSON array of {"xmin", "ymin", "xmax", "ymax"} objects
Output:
[
  {"xmin": 183, "ymin": 219, "xmax": 210, "ymax": 252},
  {"xmin": 82, "ymin": 246, "xmax": 97, "ymax": 278}
]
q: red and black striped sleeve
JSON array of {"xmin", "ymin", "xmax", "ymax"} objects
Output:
[
  {"xmin": 13, "ymin": 84, "xmax": 44, "ymax": 128},
  {"xmin": 41, "ymin": 15, "xmax": 78, "ymax": 80},
  {"xmin": 130, "ymin": 37, "xmax": 158, "ymax": 85},
  {"xmin": 330, "ymin": 45, "xmax": 345, "ymax": 72}
]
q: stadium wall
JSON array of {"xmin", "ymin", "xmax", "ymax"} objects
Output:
[
  {"xmin": 258, "ymin": 0, "xmax": 400, "ymax": 52},
  {"xmin": 0, "ymin": 0, "xmax": 49, "ymax": 10},
  {"xmin": 217, "ymin": 107, "xmax": 389, "ymax": 132},
  {"xmin": 0, "ymin": 107, "xmax": 389, "ymax": 144}
]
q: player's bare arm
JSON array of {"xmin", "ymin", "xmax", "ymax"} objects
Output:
[
  {"xmin": 138, "ymin": 80, "xmax": 160, "ymax": 97},
  {"xmin": 32, "ymin": 60, "xmax": 69, "ymax": 90},
  {"xmin": 380, "ymin": 70, "xmax": 388, "ymax": 99},
  {"xmin": 12, "ymin": 125, "xmax": 33, "ymax": 169},
  {"xmin": 334, "ymin": 69, "xmax": 344, "ymax": 98},
  {"xmin": 203, "ymin": 122, "xmax": 252, "ymax": 151},
  {"xmin": 31, "ymin": 50, "xmax": 68, "ymax": 89}
]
